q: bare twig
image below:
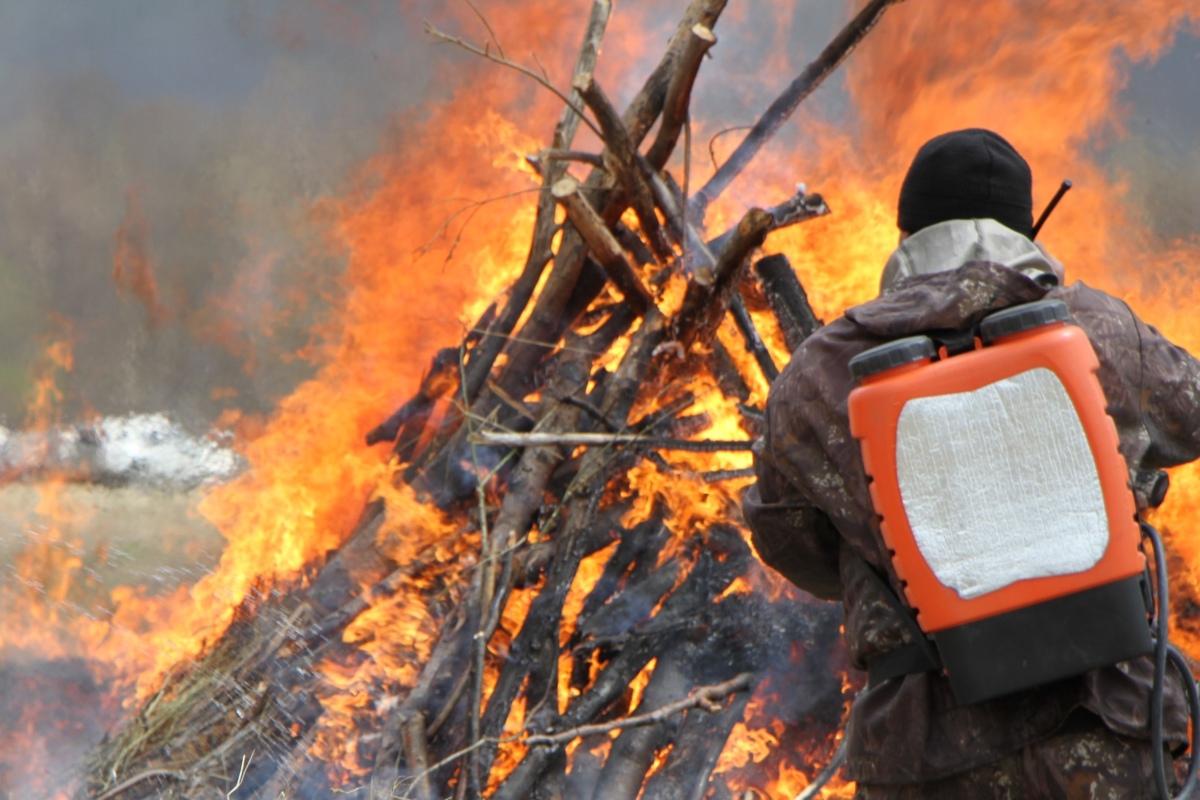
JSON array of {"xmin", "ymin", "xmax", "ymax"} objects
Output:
[
  {"xmin": 463, "ymin": 0, "xmax": 507, "ymax": 60},
  {"xmin": 523, "ymin": 672, "xmax": 754, "ymax": 747},
  {"xmin": 691, "ymin": 0, "xmax": 903, "ymax": 214},
  {"xmin": 474, "ymin": 430, "xmax": 754, "ymax": 452},
  {"xmin": 94, "ymin": 769, "xmax": 185, "ymax": 800},
  {"xmin": 708, "ymin": 125, "xmax": 753, "ymax": 170},
  {"xmin": 425, "ymin": 23, "xmax": 604, "ymax": 141},
  {"xmin": 414, "ymin": 188, "xmax": 540, "ymax": 264},
  {"xmin": 226, "ymin": 751, "xmax": 254, "ymax": 799}
]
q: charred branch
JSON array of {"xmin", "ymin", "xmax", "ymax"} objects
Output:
[
  {"xmin": 753, "ymin": 253, "xmax": 823, "ymax": 353},
  {"xmin": 492, "ymin": 529, "xmax": 751, "ymax": 800},
  {"xmin": 709, "ymin": 337, "xmax": 752, "ymax": 403},
  {"xmin": 553, "ymin": 176, "xmax": 657, "ymax": 314},
  {"xmin": 704, "ymin": 189, "xmax": 830, "ymax": 256},
  {"xmin": 691, "ymin": 0, "xmax": 902, "ymax": 214},
  {"xmin": 728, "ymin": 295, "xmax": 780, "ymax": 382},
  {"xmin": 475, "ymin": 430, "xmax": 754, "ymax": 452},
  {"xmin": 675, "ymin": 207, "xmax": 773, "ymax": 349},
  {"xmin": 365, "ymin": 347, "xmax": 458, "ymax": 448},
  {"xmin": 645, "ymin": 24, "xmax": 718, "ymax": 170},
  {"xmin": 575, "ymin": 77, "xmax": 675, "ymax": 263}
]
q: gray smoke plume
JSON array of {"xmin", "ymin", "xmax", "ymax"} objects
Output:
[{"xmin": 0, "ymin": 0, "xmax": 1193, "ymax": 434}]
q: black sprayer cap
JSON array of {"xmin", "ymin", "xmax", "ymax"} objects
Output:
[
  {"xmin": 979, "ymin": 300, "xmax": 1071, "ymax": 343},
  {"xmin": 849, "ymin": 336, "xmax": 937, "ymax": 382}
]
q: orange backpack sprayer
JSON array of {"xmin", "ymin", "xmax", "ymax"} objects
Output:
[{"xmin": 847, "ymin": 299, "xmax": 1199, "ymax": 798}]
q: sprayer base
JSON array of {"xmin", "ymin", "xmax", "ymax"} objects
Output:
[{"xmin": 933, "ymin": 576, "xmax": 1153, "ymax": 705}]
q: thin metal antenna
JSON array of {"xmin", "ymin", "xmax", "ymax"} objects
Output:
[{"xmin": 1032, "ymin": 179, "xmax": 1073, "ymax": 240}]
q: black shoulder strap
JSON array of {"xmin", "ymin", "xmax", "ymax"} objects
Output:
[{"xmin": 856, "ymin": 553, "xmax": 943, "ymax": 686}]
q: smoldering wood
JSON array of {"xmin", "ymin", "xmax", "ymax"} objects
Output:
[
  {"xmin": 478, "ymin": 0, "xmax": 731, "ymax": 413},
  {"xmin": 369, "ymin": 608, "xmax": 470, "ymax": 798},
  {"xmin": 477, "ymin": 309, "xmax": 669, "ymax": 780},
  {"xmin": 78, "ymin": 0, "xmax": 868, "ymax": 794},
  {"xmin": 586, "ymin": 666, "xmax": 756, "ymax": 800},
  {"xmin": 640, "ymin": 687, "xmax": 753, "ymax": 800},
  {"xmin": 571, "ymin": 513, "xmax": 669, "ymax": 650},
  {"xmin": 690, "ymin": 0, "xmax": 903, "ymax": 215},
  {"xmin": 754, "ymin": 253, "xmax": 823, "ymax": 352},
  {"xmin": 701, "ymin": 466, "xmax": 756, "ymax": 483}
]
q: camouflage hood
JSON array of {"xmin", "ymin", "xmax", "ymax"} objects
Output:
[{"xmin": 880, "ymin": 218, "xmax": 1060, "ymax": 294}]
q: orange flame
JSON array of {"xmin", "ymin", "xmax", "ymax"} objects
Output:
[{"xmin": 5, "ymin": 2, "xmax": 1200, "ymax": 797}]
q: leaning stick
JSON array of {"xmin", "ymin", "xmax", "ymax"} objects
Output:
[
  {"xmin": 728, "ymin": 297, "xmax": 780, "ymax": 382},
  {"xmin": 575, "ymin": 76, "xmax": 675, "ymax": 263},
  {"xmin": 676, "ymin": 207, "xmax": 774, "ymax": 347},
  {"xmin": 754, "ymin": 253, "xmax": 823, "ymax": 352},
  {"xmin": 457, "ymin": 0, "xmax": 612, "ymax": 405},
  {"xmin": 474, "ymin": 430, "xmax": 754, "ymax": 452},
  {"xmin": 553, "ymin": 177, "xmax": 657, "ymax": 314},
  {"xmin": 645, "ymin": 24, "xmax": 718, "ymax": 170},
  {"xmin": 691, "ymin": 0, "xmax": 903, "ymax": 213},
  {"xmin": 524, "ymin": 672, "xmax": 755, "ymax": 747}
]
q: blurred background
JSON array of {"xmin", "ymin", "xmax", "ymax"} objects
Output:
[{"xmin": 0, "ymin": 0, "xmax": 1194, "ymax": 432}]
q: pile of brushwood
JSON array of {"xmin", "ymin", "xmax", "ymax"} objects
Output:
[{"xmin": 81, "ymin": 1, "xmax": 902, "ymax": 798}]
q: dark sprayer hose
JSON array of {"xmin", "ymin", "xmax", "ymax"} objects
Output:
[{"xmin": 1142, "ymin": 521, "xmax": 1200, "ymax": 799}]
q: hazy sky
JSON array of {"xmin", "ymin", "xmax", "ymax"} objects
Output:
[{"xmin": 0, "ymin": 1, "xmax": 1194, "ymax": 429}]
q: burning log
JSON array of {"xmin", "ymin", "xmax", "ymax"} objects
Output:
[
  {"xmin": 74, "ymin": 0, "xmax": 893, "ymax": 796},
  {"xmin": 675, "ymin": 207, "xmax": 774, "ymax": 349},
  {"xmin": 754, "ymin": 253, "xmax": 823, "ymax": 353},
  {"xmin": 690, "ymin": 0, "xmax": 906, "ymax": 215}
]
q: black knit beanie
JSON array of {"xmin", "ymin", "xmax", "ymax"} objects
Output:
[{"xmin": 897, "ymin": 129, "xmax": 1034, "ymax": 238}]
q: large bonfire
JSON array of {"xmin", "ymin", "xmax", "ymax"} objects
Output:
[{"xmin": 3, "ymin": 1, "xmax": 1200, "ymax": 799}]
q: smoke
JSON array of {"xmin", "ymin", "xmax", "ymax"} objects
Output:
[
  {"xmin": 0, "ymin": 1, "xmax": 438, "ymax": 429},
  {"xmin": 0, "ymin": 0, "xmax": 1195, "ymax": 432}
]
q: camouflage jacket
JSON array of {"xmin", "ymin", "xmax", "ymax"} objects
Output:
[{"xmin": 744, "ymin": 259, "xmax": 1198, "ymax": 784}]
